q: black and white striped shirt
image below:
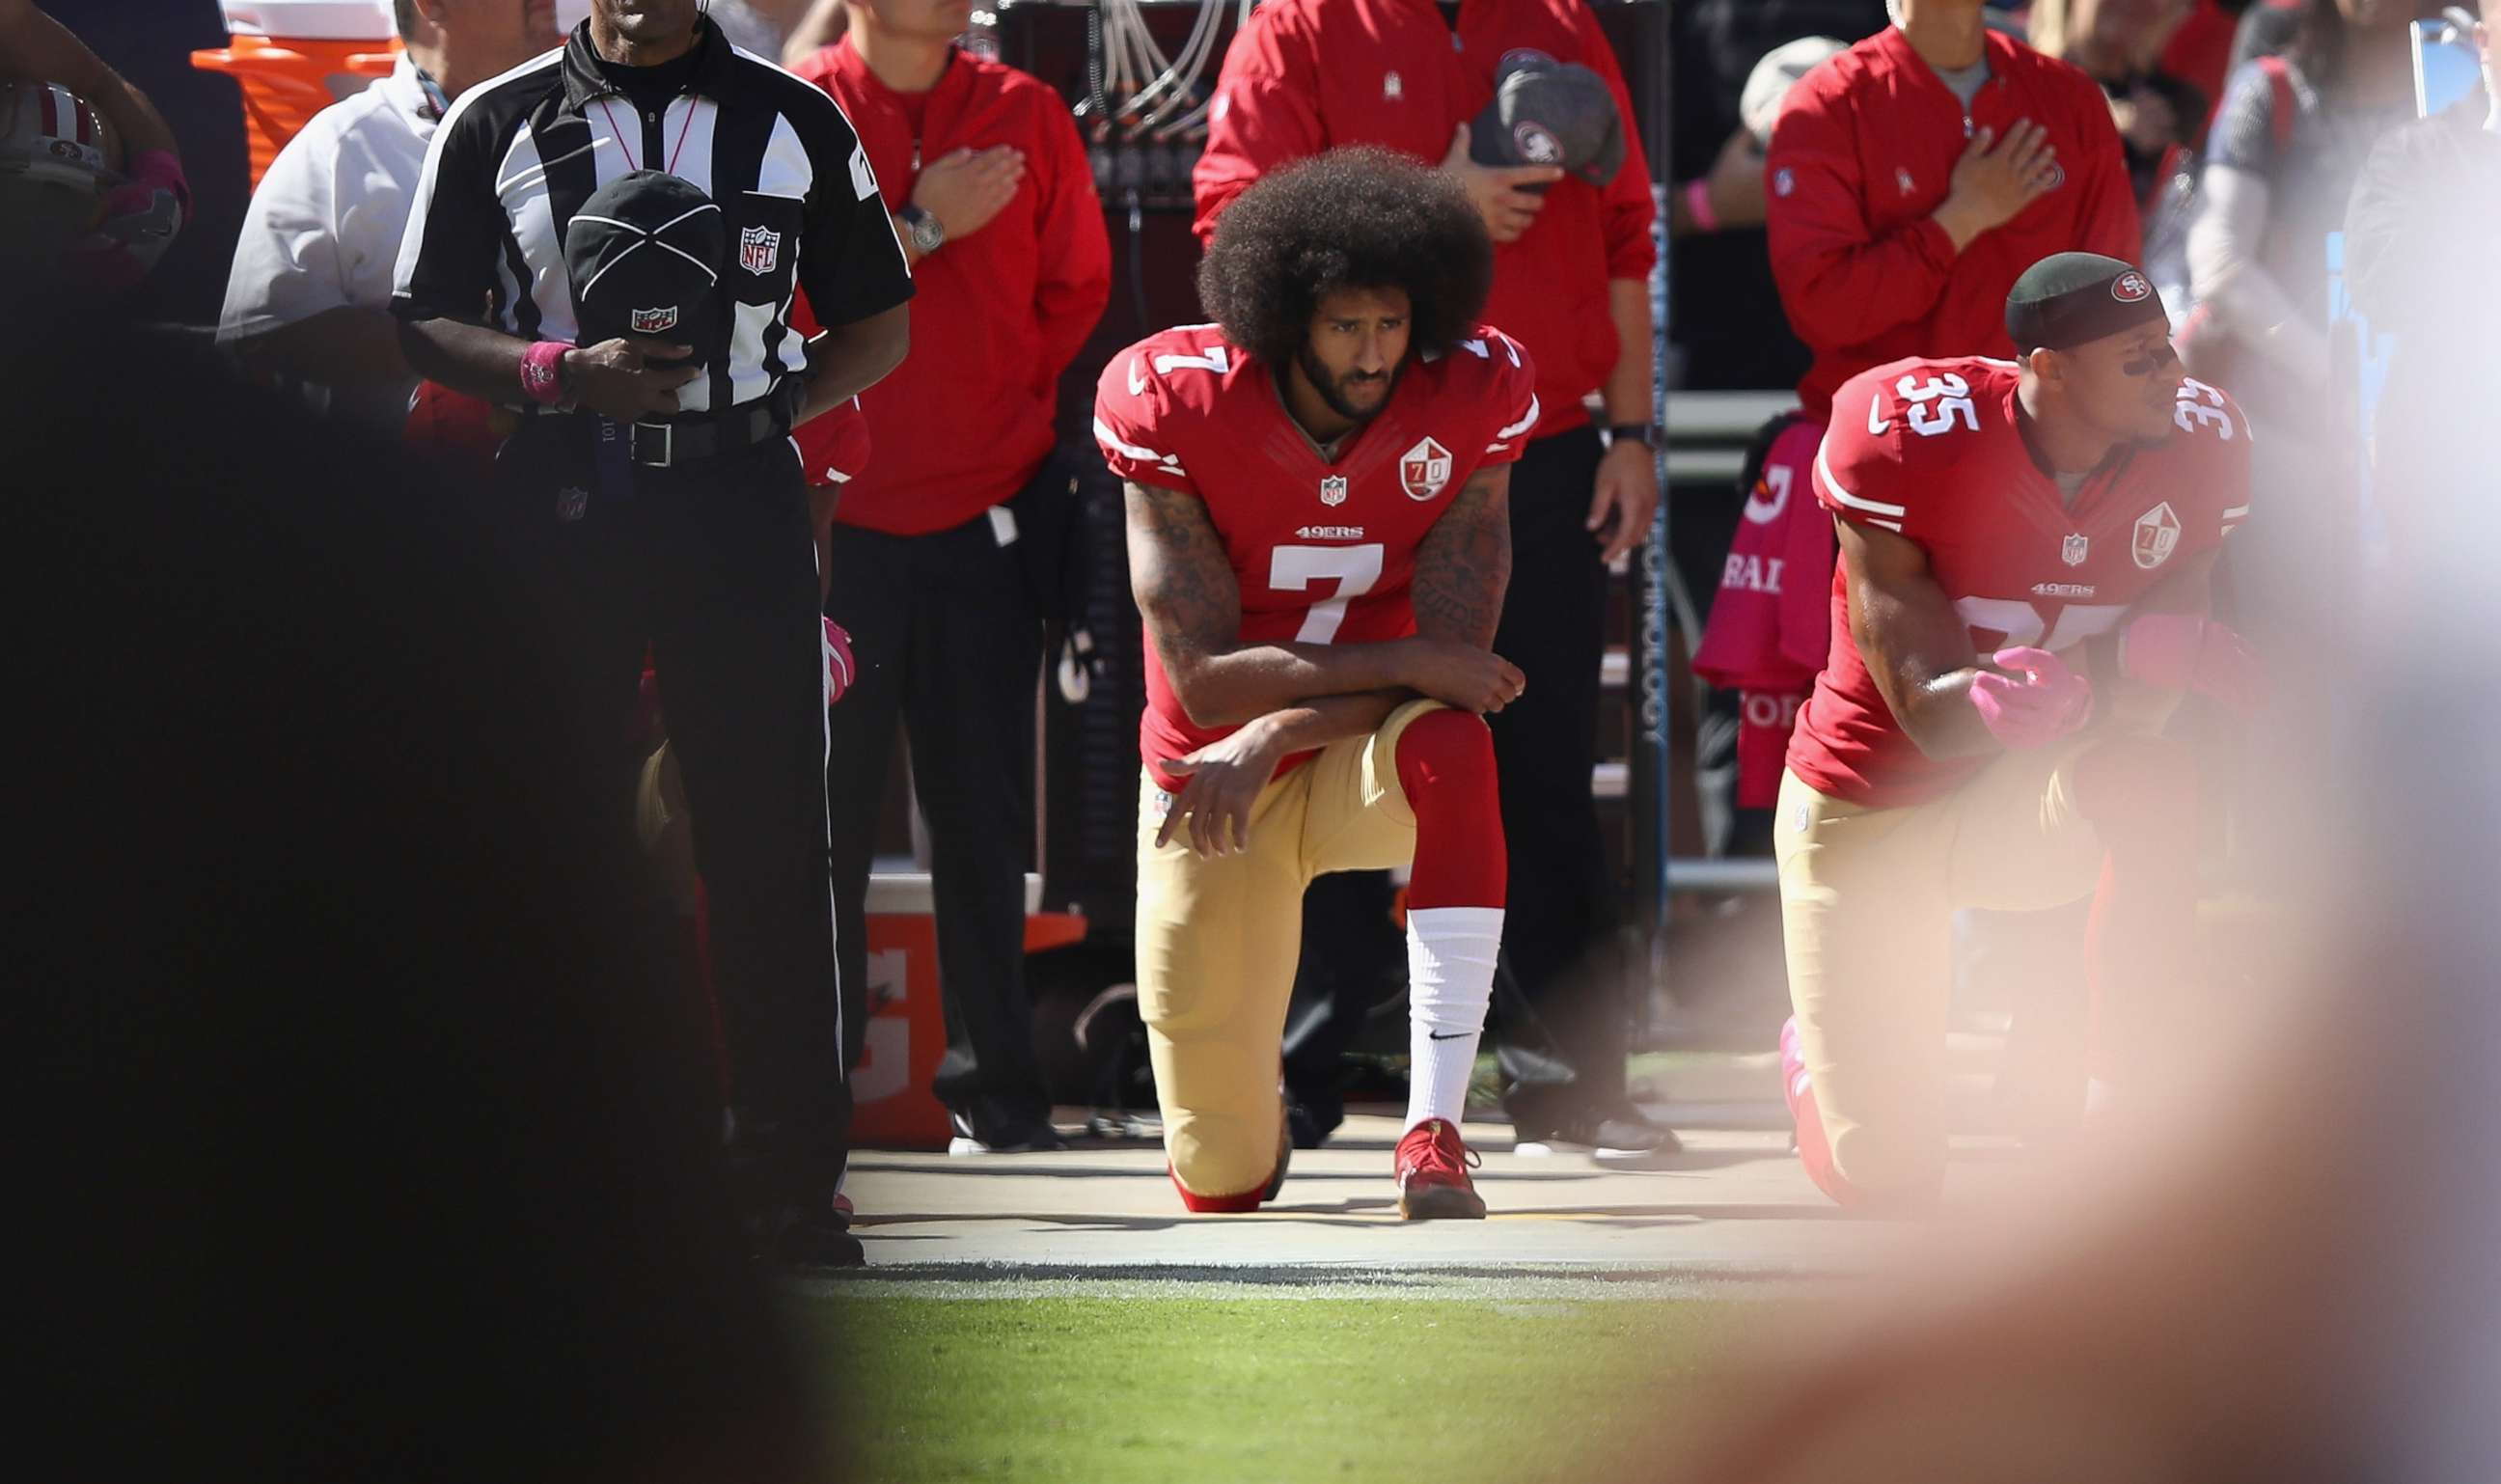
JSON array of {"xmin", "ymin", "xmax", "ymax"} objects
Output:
[{"xmin": 390, "ymin": 18, "xmax": 912, "ymax": 416}]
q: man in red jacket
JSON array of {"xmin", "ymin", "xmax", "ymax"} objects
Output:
[
  {"xmin": 1768, "ymin": 0, "xmax": 2143, "ymax": 427},
  {"xmin": 1193, "ymin": 0, "xmax": 1671, "ymax": 1164},
  {"xmin": 794, "ymin": 0, "xmax": 1110, "ymax": 1155}
]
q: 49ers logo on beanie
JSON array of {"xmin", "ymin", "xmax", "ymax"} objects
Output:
[{"xmin": 2111, "ymin": 270, "xmax": 2154, "ymax": 303}]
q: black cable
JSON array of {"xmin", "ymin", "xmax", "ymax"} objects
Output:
[
  {"xmin": 1125, "ymin": 193, "xmax": 1150, "ymax": 337},
  {"xmin": 1082, "ymin": 2, "xmax": 1112, "ymax": 124}
]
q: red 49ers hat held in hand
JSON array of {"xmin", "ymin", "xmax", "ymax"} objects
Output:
[
  {"xmin": 564, "ymin": 169, "xmax": 726, "ymax": 371},
  {"xmin": 1468, "ymin": 48, "xmax": 1626, "ymax": 191}
]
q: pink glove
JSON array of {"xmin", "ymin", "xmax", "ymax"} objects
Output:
[
  {"xmin": 1969, "ymin": 646, "xmax": 2094, "ymax": 750},
  {"xmin": 823, "ymin": 618, "xmax": 856, "ymax": 706},
  {"xmin": 2120, "ymin": 613, "xmax": 2267, "ymax": 713},
  {"xmin": 69, "ymin": 150, "xmax": 190, "ymax": 289}
]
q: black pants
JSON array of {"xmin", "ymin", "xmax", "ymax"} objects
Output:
[
  {"xmin": 504, "ymin": 423, "xmax": 846, "ymax": 1209},
  {"xmin": 823, "ymin": 506, "xmax": 1050, "ymax": 1131},
  {"xmin": 1487, "ymin": 424, "xmax": 1626, "ymax": 1127}
]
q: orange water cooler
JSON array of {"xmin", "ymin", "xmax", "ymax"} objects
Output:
[
  {"xmin": 190, "ymin": 2, "xmax": 399, "ymax": 186},
  {"xmin": 853, "ymin": 872, "xmax": 1086, "ymax": 1149}
]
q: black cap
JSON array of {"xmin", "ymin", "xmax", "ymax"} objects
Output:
[
  {"xmin": 1468, "ymin": 48, "xmax": 1626, "ymax": 190},
  {"xmin": 2005, "ymin": 251, "xmax": 2168, "ymax": 354},
  {"xmin": 564, "ymin": 169, "xmax": 725, "ymax": 367}
]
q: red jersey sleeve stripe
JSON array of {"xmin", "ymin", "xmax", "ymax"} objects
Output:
[
  {"xmin": 1813, "ymin": 437, "xmax": 1905, "ymax": 530},
  {"xmin": 1495, "ymin": 393, "xmax": 1540, "ymax": 444}
]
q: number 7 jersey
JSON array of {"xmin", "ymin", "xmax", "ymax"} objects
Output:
[
  {"xmin": 1093, "ymin": 322, "xmax": 1539, "ymax": 791},
  {"xmin": 1789, "ymin": 355, "xmax": 2255, "ymax": 807}
]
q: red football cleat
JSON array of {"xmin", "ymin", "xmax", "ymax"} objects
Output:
[{"xmin": 1393, "ymin": 1118, "xmax": 1486, "ymax": 1221}]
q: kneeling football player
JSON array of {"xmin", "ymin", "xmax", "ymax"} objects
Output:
[
  {"xmin": 1093, "ymin": 149, "xmax": 1538, "ymax": 1219},
  {"xmin": 1777, "ymin": 253, "xmax": 2266, "ymax": 1209}
]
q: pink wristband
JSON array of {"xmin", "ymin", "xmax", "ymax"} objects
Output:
[
  {"xmin": 1683, "ymin": 178, "xmax": 1718, "ymax": 234},
  {"xmin": 519, "ymin": 341, "xmax": 568, "ymax": 406},
  {"xmin": 129, "ymin": 148, "xmax": 192, "ymax": 222}
]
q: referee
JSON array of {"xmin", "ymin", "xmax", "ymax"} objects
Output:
[{"xmin": 393, "ymin": 0, "xmax": 912, "ymax": 1271}]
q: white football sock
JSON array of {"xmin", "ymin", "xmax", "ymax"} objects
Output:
[{"xmin": 1404, "ymin": 906, "xmax": 1504, "ymax": 1132}]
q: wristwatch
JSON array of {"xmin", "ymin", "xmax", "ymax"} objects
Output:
[
  {"xmin": 1606, "ymin": 423, "xmax": 1660, "ymax": 450},
  {"xmin": 899, "ymin": 204, "xmax": 946, "ymax": 257}
]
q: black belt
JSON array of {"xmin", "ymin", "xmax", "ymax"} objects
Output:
[{"xmin": 623, "ymin": 380, "xmax": 801, "ymax": 468}]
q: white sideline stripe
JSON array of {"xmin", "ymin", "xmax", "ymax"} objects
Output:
[
  {"xmin": 1815, "ymin": 440, "xmax": 1907, "ymax": 516},
  {"xmin": 1093, "ymin": 417, "xmax": 1183, "ymax": 469},
  {"xmin": 1496, "ymin": 394, "xmax": 1540, "ymax": 441}
]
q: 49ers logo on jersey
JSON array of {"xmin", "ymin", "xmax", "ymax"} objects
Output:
[
  {"xmin": 1399, "ymin": 436, "xmax": 1452, "ymax": 501},
  {"xmin": 2132, "ymin": 502, "xmax": 2182, "ymax": 569}
]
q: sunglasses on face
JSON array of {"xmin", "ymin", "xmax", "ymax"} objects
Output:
[{"xmin": 2119, "ymin": 341, "xmax": 2182, "ymax": 377}]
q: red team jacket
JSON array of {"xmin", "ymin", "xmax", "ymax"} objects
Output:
[
  {"xmin": 1788, "ymin": 356, "xmax": 2253, "ymax": 808},
  {"xmin": 792, "ymin": 41, "xmax": 1110, "ymax": 534},
  {"xmin": 1191, "ymin": 0, "xmax": 1653, "ymax": 437},
  {"xmin": 1766, "ymin": 26, "xmax": 2142, "ymax": 422},
  {"xmin": 1093, "ymin": 324, "xmax": 1540, "ymax": 793}
]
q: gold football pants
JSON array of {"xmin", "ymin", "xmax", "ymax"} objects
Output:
[
  {"xmin": 1135, "ymin": 699, "xmax": 1445, "ymax": 1199},
  {"xmin": 1774, "ymin": 737, "xmax": 2116, "ymax": 1200}
]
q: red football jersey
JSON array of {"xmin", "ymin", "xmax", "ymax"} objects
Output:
[
  {"xmin": 1093, "ymin": 322, "xmax": 1539, "ymax": 792},
  {"xmin": 1788, "ymin": 356, "xmax": 2253, "ymax": 807}
]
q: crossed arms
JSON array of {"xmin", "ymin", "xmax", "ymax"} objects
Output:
[
  {"xmin": 1124, "ymin": 465, "xmax": 1521, "ymax": 854},
  {"xmin": 1840, "ymin": 517, "xmax": 2230, "ymax": 759}
]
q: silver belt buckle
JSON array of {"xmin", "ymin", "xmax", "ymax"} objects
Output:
[{"xmin": 630, "ymin": 420, "xmax": 673, "ymax": 468}]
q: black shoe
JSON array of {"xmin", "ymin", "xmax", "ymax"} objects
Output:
[
  {"xmin": 1284, "ymin": 1095, "xmax": 1333, "ymax": 1150},
  {"xmin": 1262, "ymin": 1113, "xmax": 1294, "ymax": 1202},
  {"xmin": 1515, "ymin": 1101, "xmax": 1684, "ymax": 1169},
  {"xmin": 764, "ymin": 1204, "xmax": 866, "ymax": 1273},
  {"xmin": 948, "ymin": 1109, "xmax": 1069, "ymax": 1155}
]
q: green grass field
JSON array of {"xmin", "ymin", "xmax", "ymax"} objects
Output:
[{"xmin": 799, "ymin": 1293, "xmax": 1743, "ymax": 1483}]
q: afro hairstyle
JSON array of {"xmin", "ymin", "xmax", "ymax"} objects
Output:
[{"xmin": 1195, "ymin": 146, "xmax": 1494, "ymax": 371}]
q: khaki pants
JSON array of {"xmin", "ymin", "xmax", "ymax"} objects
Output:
[
  {"xmin": 1774, "ymin": 740, "xmax": 2114, "ymax": 1199},
  {"xmin": 1135, "ymin": 699, "xmax": 1443, "ymax": 1198}
]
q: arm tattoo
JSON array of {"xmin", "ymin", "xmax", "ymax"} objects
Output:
[
  {"xmin": 1410, "ymin": 466, "xmax": 1511, "ymax": 648},
  {"xmin": 1124, "ymin": 480, "xmax": 1242, "ymax": 672}
]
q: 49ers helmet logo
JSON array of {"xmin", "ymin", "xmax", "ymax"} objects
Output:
[
  {"xmin": 1399, "ymin": 437, "xmax": 1453, "ymax": 501},
  {"xmin": 2112, "ymin": 270, "xmax": 2154, "ymax": 303}
]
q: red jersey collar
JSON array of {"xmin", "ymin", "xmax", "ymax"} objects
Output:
[{"xmin": 1870, "ymin": 23, "xmax": 2024, "ymax": 102}]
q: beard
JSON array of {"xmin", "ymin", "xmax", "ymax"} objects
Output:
[{"xmin": 1296, "ymin": 341, "xmax": 1399, "ymax": 425}]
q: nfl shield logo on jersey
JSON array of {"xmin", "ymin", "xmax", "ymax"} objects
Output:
[
  {"xmin": 1399, "ymin": 437, "xmax": 1453, "ymax": 501},
  {"xmin": 2132, "ymin": 503, "xmax": 2182, "ymax": 568},
  {"xmin": 2061, "ymin": 534, "xmax": 2089, "ymax": 566},
  {"xmin": 739, "ymin": 225, "xmax": 781, "ymax": 276},
  {"xmin": 629, "ymin": 305, "xmax": 678, "ymax": 334},
  {"xmin": 1319, "ymin": 474, "xmax": 1349, "ymax": 507}
]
